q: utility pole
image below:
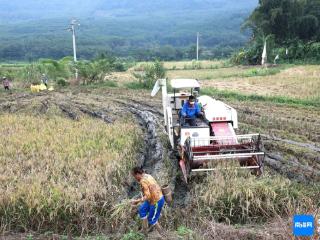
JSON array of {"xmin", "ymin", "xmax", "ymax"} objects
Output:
[
  {"xmin": 196, "ymin": 32, "xmax": 200, "ymax": 61},
  {"xmin": 67, "ymin": 19, "xmax": 80, "ymax": 79},
  {"xmin": 71, "ymin": 22, "xmax": 77, "ymax": 62}
]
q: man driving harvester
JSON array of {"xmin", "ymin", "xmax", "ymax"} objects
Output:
[
  {"xmin": 131, "ymin": 167, "xmax": 165, "ymax": 236},
  {"xmin": 180, "ymin": 95, "xmax": 203, "ymax": 126}
]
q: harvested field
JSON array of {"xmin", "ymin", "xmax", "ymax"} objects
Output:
[
  {"xmin": 134, "ymin": 60, "xmax": 225, "ymax": 71},
  {"xmin": 167, "ymin": 66, "xmax": 250, "ymax": 80},
  {"xmin": 200, "ymin": 65, "xmax": 320, "ymax": 99}
]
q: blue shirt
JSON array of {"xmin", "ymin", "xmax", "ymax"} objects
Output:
[{"xmin": 181, "ymin": 102, "xmax": 201, "ymax": 118}]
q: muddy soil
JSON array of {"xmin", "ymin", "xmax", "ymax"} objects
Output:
[{"xmin": 231, "ymin": 100, "xmax": 320, "ymax": 182}]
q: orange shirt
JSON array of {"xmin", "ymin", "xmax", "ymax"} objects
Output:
[{"xmin": 140, "ymin": 174, "xmax": 163, "ymax": 205}]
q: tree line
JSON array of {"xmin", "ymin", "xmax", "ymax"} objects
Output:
[
  {"xmin": 234, "ymin": 0, "xmax": 320, "ymax": 64},
  {"xmin": 0, "ymin": 8, "xmax": 251, "ymax": 62}
]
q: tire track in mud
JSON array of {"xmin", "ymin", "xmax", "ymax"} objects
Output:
[
  {"xmin": 113, "ymin": 98, "xmax": 189, "ymax": 206},
  {"xmin": 262, "ymin": 135, "xmax": 320, "ymax": 183},
  {"xmin": 265, "ymin": 153, "xmax": 320, "ymax": 182},
  {"xmin": 128, "ymin": 108, "xmax": 163, "ymax": 172},
  {"xmin": 263, "ymin": 134, "xmax": 320, "ymax": 152}
]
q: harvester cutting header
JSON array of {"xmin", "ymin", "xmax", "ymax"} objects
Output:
[{"xmin": 151, "ymin": 79, "xmax": 265, "ymax": 183}]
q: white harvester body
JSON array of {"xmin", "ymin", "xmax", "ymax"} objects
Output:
[{"xmin": 151, "ymin": 78, "xmax": 264, "ymax": 182}]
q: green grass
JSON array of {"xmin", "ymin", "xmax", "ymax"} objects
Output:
[
  {"xmin": 121, "ymin": 230, "xmax": 144, "ymax": 240},
  {"xmin": 218, "ymin": 66, "xmax": 288, "ymax": 79},
  {"xmin": 176, "ymin": 226, "xmax": 194, "ymax": 237},
  {"xmin": 0, "ymin": 63, "xmax": 27, "ymax": 68},
  {"xmin": 84, "ymin": 80, "xmax": 118, "ymax": 89},
  {"xmin": 0, "ymin": 87, "xmax": 25, "ymax": 94},
  {"xmin": 166, "ymin": 64, "xmax": 292, "ymax": 81},
  {"xmin": 134, "ymin": 60, "xmax": 229, "ymax": 71},
  {"xmin": 238, "ymin": 66, "xmax": 289, "ymax": 78},
  {"xmin": 202, "ymin": 87, "xmax": 320, "ymax": 108},
  {"xmin": 124, "ymin": 81, "xmax": 148, "ymax": 90}
]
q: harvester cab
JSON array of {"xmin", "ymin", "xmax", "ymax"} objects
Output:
[{"xmin": 151, "ymin": 78, "xmax": 265, "ymax": 183}]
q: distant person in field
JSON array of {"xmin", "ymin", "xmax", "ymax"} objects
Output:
[
  {"xmin": 2, "ymin": 77, "xmax": 10, "ymax": 91},
  {"xmin": 131, "ymin": 167, "xmax": 165, "ymax": 236},
  {"xmin": 41, "ymin": 74, "xmax": 48, "ymax": 87},
  {"xmin": 180, "ymin": 95, "xmax": 203, "ymax": 126}
]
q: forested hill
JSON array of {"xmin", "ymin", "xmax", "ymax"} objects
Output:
[
  {"xmin": 0, "ymin": 1, "xmax": 99, "ymax": 22},
  {"xmin": 0, "ymin": 0, "xmax": 258, "ymax": 61},
  {"xmin": 0, "ymin": 0, "xmax": 257, "ymax": 22}
]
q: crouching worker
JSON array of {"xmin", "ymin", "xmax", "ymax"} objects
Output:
[{"xmin": 131, "ymin": 167, "xmax": 165, "ymax": 236}]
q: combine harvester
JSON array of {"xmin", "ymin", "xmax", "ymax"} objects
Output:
[{"xmin": 151, "ymin": 79, "xmax": 265, "ymax": 183}]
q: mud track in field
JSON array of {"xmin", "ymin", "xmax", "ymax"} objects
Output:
[
  {"xmin": 112, "ymin": 98, "xmax": 188, "ymax": 206},
  {"xmin": 0, "ymin": 89, "xmax": 319, "ymax": 203},
  {"xmin": 231, "ymin": 101, "xmax": 320, "ymax": 183}
]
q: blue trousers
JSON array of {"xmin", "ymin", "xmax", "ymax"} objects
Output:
[
  {"xmin": 180, "ymin": 115, "xmax": 197, "ymax": 126},
  {"xmin": 138, "ymin": 196, "xmax": 165, "ymax": 225}
]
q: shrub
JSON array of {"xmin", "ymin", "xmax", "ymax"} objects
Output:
[
  {"xmin": 131, "ymin": 60, "xmax": 166, "ymax": 89},
  {"xmin": 191, "ymin": 60, "xmax": 202, "ymax": 69},
  {"xmin": 76, "ymin": 56, "xmax": 128, "ymax": 84},
  {"xmin": 76, "ymin": 59, "xmax": 111, "ymax": 84},
  {"xmin": 56, "ymin": 78, "xmax": 69, "ymax": 87},
  {"xmin": 234, "ymin": 40, "xmax": 320, "ymax": 65},
  {"xmin": 230, "ymin": 51, "xmax": 247, "ymax": 65},
  {"xmin": 113, "ymin": 61, "xmax": 127, "ymax": 72}
]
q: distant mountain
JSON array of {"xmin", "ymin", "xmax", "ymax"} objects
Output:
[
  {"xmin": 0, "ymin": 0, "xmax": 257, "ymax": 22},
  {"xmin": 0, "ymin": 0, "xmax": 258, "ymax": 61},
  {"xmin": 0, "ymin": 0, "xmax": 101, "ymax": 22}
]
